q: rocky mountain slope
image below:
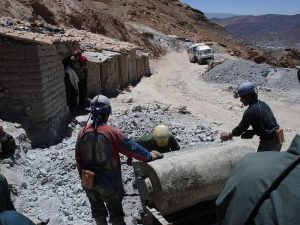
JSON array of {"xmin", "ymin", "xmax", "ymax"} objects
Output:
[
  {"xmin": 0, "ymin": 0, "xmax": 251, "ymax": 56},
  {"xmin": 212, "ymin": 14, "xmax": 300, "ymax": 48},
  {"xmin": 1, "ymin": 0, "xmax": 299, "ymax": 66}
]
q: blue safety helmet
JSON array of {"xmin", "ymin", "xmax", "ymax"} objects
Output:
[
  {"xmin": 234, "ymin": 82, "xmax": 257, "ymax": 98},
  {"xmin": 90, "ymin": 95, "xmax": 112, "ymax": 115}
]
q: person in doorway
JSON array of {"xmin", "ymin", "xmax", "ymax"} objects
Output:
[
  {"xmin": 63, "ymin": 57, "xmax": 79, "ymax": 110},
  {"xmin": 216, "ymin": 134, "xmax": 300, "ymax": 225},
  {"xmin": 127, "ymin": 124, "xmax": 180, "ymax": 165},
  {"xmin": 0, "ymin": 126, "xmax": 16, "ymax": 160},
  {"xmin": 220, "ymin": 81, "xmax": 282, "ymax": 152},
  {"xmin": 70, "ymin": 48, "xmax": 88, "ymax": 108},
  {"xmin": 75, "ymin": 95, "xmax": 162, "ymax": 225}
]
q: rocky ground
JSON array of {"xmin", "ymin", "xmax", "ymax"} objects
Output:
[{"xmin": 1, "ymin": 49, "xmax": 300, "ymax": 225}]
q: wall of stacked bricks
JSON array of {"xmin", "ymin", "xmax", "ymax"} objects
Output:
[
  {"xmin": 86, "ymin": 50, "xmax": 150, "ymax": 97},
  {"xmin": 0, "ymin": 38, "xmax": 76, "ymax": 147},
  {"xmin": 86, "ymin": 60, "xmax": 102, "ymax": 97},
  {"xmin": 0, "ymin": 36, "xmax": 151, "ymax": 147}
]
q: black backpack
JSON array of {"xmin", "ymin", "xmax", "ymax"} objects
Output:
[{"xmin": 78, "ymin": 131, "xmax": 113, "ymax": 171}]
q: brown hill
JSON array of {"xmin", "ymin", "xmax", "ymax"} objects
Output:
[
  {"xmin": 0, "ymin": 0, "xmax": 245, "ymax": 52},
  {"xmin": 0, "ymin": 0, "xmax": 299, "ymax": 66},
  {"xmin": 212, "ymin": 14, "xmax": 300, "ymax": 48}
]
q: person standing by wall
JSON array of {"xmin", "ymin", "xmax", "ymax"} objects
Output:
[
  {"xmin": 71, "ymin": 48, "xmax": 88, "ymax": 108},
  {"xmin": 63, "ymin": 57, "xmax": 79, "ymax": 110},
  {"xmin": 75, "ymin": 95, "xmax": 162, "ymax": 225},
  {"xmin": 220, "ymin": 82, "xmax": 283, "ymax": 152}
]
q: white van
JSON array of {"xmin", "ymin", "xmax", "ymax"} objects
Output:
[{"xmin": 187, "ymin": 43, "xmax": 214, "ymax": 64}]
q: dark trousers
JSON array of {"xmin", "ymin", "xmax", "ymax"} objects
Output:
[
  {"xmin": 84, "ymin": 185, "xmax": 125, "ymax": 225},
  {"xmin": 64, "ymin": 74, "xmax": 78, "ymax": 110},
  {"xmin": 78, "ymin": 78, "xmax": 87, "ymax": 107},
  {"xmin": 257, "ymin": 139, "xmax": 282, "ymax": 152}
]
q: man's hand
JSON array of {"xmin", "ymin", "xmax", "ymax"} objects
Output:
[
  {"xmin": 220, "ymin": 131, "xmax": 233, "ymax": 141},
  {"xmin": 150, "ymin": 150, "xmax": 163, "ymax": 160}
]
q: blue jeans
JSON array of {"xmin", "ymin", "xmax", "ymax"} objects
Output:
[{"xmin": 0, "ymin": 210, "xmax": 35, "ymax": 225}]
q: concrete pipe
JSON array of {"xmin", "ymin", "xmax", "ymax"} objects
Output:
[{"xmin": 133, "ymin": 142, "xmax": 255, "ymax": 216}]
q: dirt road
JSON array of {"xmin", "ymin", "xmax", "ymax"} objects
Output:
[{"xmin": 113, "ymin": 51, "xmax": 300, "ymax": 150}]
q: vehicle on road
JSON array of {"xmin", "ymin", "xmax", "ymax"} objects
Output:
[{"xmin": 187, "ymin": 43, "xmax": 214, "ymax": 64}]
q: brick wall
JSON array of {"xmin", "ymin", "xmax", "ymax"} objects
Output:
[
  {"xmin": 101, "ymin": 56, "xmax": 120, "ymax": 97},
  {"xmin": 0, "ymin": 37, "xmax": 77, "ymax": 147},
  {"xmin": 86, "ymin": 61, "xmax": 102, "ymax": 97},
  {"xmin": 84, "ymin": 50, "xmax": 151, "ymax": 98}
]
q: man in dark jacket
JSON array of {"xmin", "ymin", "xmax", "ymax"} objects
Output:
[
  {"xmin": 216, "ymin": 134, "xmax": 300, "ymax": 225},
  {"xmin": 75, "ymin": 95, "xmax": 162, "ymax": 225},
  {"xmin": 220, "ymin": 82, "xmax": 282, "ymax": 151}
]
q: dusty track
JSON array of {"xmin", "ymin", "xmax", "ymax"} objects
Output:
[{"xmin": 113, "ymin": 51, "xmax": 300, "ymax": 150}]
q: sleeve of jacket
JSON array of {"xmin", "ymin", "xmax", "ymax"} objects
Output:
[
  {"xmin": 232, "ymin": 110, "xmax": 252, "ymax": 136},
  {"xmin": 170, "ymin": 134, "xmax": 180, "ymax": 150},
  {"xmin": 75, "ymin": 129, "xmax": 84, "ymax": 177},
  {"xmin": 110, "ymin": 128, "xmax": 152, "ymax": 161}
]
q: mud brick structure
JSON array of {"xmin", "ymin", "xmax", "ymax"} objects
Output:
[
  {"xmin": 0, "ymin": 24, "xmax": 151, "ymax": 147},
  {"xmin": 0, "ymin": 27, "xmax": 78, "ymax": 147},
  {"xmin": 84, "ymin": 50, "xmax": 150, "ymax": 97}
]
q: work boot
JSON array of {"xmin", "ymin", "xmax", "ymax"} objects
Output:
[
  {"xmin": 95, "ymin": 216, "xmax": 108, "ymax": 225},
  {"xmin": 111, "ymin": 217, "xmax": 126, "ymax": 225}
]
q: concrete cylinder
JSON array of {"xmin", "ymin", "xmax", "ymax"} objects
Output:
[{"xmin": 133, "ymin": 142, "xmax": 255, "ymax": 215}]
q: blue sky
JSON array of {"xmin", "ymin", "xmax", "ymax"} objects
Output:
[{"xmin": 180, "ymin": 0, "xmax": 300, "ymax": 15}]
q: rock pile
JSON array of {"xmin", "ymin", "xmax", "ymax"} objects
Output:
[
  {"xmin": 3, "ymin": 102, "xmax": 219, "ymax": 225},
  {"xmin": 204, "ymin": 59, "xmax": 299, "ymax": 91}
]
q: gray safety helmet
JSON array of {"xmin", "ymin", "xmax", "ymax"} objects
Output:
[
  {"xmin": 90, "ymin": 95, "xmax": 112, "ymax": 115},
  {"xmin": 234, "ymin": 82, "xmax": 257, "ymax": 98}
]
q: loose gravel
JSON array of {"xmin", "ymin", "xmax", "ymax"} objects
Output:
[{"xmin": 1, "ymin": 102, "xmax": 219, "ymax": 225}]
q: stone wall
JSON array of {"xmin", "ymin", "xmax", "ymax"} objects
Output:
[
  {"xmin": 86, "ymin": 60, "xmax": 102, "ymax": 97},
  {"xmin": 0, "ymin": 37, "xmax": 76, "ymax": 147},
  {"xmin": 84, "ymin": 50, "xmax": 151, "ymax": 97}
]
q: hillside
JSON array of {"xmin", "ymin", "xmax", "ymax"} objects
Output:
[
  {"xmin": 212, "ymin": 14, "xmax": 300, "ymax": 48},
  {"xmin": 205, "ymin": 13, "xmax": 240, "ymax": 19},
  {"xmin": 0, "ymin": 0, "xmax": 249, "ymax": 55},
  {"xmin": 0, "ymin": 0, "xmax": 299, "ymax": 66}
]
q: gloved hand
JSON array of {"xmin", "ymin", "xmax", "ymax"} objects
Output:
[
  {"xmin": 220, "ymin": 131, "xmax": 233, "ymax": 141},
  {"xmin": 150, "ymin": 150, "xmax": 163, "ymax": 160},
  {"xmin": 126, "ymin": 157, "xmax": 133, "ymax": 166},
  {"xmin": 241, "ymin": 130, "xmax": 255, "ymax": 139}
]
